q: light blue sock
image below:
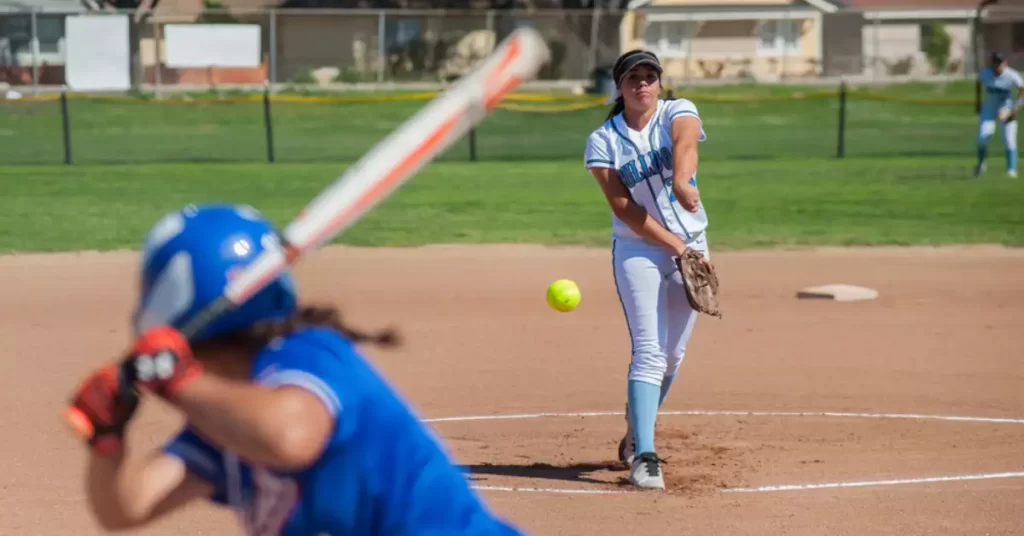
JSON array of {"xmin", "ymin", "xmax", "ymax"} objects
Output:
[
  {"xmin": 977, "ymin": 144, "xmax": 988, "ymax": 166},
  {"xmin": 1008, "ymin": 149, "xmax": 1018, "ymax": 172},
  {"xmin": 658, "ymin": 374, "xmax": 676, "ymax": 407},
  {"xmin": 628, "ymin": 380, "xmax": 660, "ymax": 456}
]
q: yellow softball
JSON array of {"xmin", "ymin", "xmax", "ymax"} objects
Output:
[{"xmin": 546, "ymin": 279, "xmax": 581, "ymax": 312}]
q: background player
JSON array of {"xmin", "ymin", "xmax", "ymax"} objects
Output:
[
  {"xmin": 975, "ymin": 51, "xmax": 1022, "ymax": 178},
  {"xmin": 583, "ymin": 50, "xmax": 711, "ymax": 490},
  {"xmin": 66, "ymin": 203, "xmax": 522, "ymax": 535}
]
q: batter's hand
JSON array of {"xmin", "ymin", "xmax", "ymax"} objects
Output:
[
  {"xmin": 677, "ymin": 183, "xmax": 701, "ymax": 213},
  {"xmin": 119, "ymin": 326, "xmax": 203, "ymax": 401},
  {"xmin": 66, "ymin": 364, "xmax": 140, "ymax": 457}
]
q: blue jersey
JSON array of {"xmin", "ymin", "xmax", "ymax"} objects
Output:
[
  {"xmin": 980, "ymin": 66, "xmax": 1023, "ymax": 119},
  {"xmin": 162, "ymin": 327, "xmax": 520, "ymax": 536}
]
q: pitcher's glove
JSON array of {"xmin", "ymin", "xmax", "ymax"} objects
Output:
[
  {"xmin": 675, "ymin": 248, "xmax": 722, "ymax": 318},
  {"xmin": 1000, "ymin": 107, "xmax": 1017, "ymax": 123}
]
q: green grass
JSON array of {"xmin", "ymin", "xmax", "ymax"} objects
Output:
[
  {"xmin": 1, "ymin": 156, "xmax": 1021, "ymax": 254},
  {"xmin": 0, "ymin": 80, "xmax": 998, "ymax": 166}
]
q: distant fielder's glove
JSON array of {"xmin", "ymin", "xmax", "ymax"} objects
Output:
[
  {"xmin": 675, "ymin": 248, "xmax": 722, "ymax": 318},
  {"xmin": 66, "ymin": 364, "xmax": 140, "ymax": 457},
  {"xmin": 1000, "ymin": 107, "xmax": 1017, "ymax": 123},
  {"xmin": 119, "ymin": 326, "xmax": 203, "ymax": 401}
]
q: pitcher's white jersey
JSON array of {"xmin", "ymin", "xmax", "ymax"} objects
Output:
[
  {"xmin": 584, "ymin": 98, "xmax": 708, "ymax": 242},
  {"xmin": 980, "ymin": 66, "xmax": 1023, "ymax": 119}
]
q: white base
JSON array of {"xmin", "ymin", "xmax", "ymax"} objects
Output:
[{"xmin": 796, "ymin": 284, "xmax": 879, "ymax": 302}]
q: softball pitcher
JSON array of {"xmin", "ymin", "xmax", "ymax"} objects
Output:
[
  {"xmin": 65, "ymin": 203, "xmax": 521, "ymax": 535},
  {"xmin": 975, "ymin": 51, "xmax": 1022, "ymax": 178},
  {"xmin": 584, "ymin": 49, "xmax": 711, "ymax": 490}
]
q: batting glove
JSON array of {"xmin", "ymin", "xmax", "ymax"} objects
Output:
[
  {"xmin": 119, "ymin": 326, "xmax": 204, "ymax": 401},
  {"xmin": 66, "ymin": 364, "xmax": 140, "ymax": 457}
]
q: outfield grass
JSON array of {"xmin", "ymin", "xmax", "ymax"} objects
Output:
[
  {"xmin": 1, "ymin": 155, "xmax": 1020, "ymax": 254},
  {"xmin": 0, "ymin": 80, "xmax": 998, "ymax": 166}
]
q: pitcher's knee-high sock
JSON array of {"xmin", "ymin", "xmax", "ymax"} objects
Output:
[
  {"xmin": 1005, "ymin": 120, "xmax": 1018, "ymax": 173},
  {"xmin": 658, "ymin": 374, "xmax": 676, "ymax": 407},
  {"xmin": 628, "ymin": 380, "xmax": 660, "ymax": 455},
  {"xmin": 977, "ymin": 124, "xmax": 993, "ymax": 171}
]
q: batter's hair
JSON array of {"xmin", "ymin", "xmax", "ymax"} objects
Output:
[{"xmin": 197, "ymin": 303, "xmax": 401, "ymax": 354}]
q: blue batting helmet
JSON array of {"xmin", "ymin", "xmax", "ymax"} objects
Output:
[{"xmin": 132, "ymin": 203, "xmax": 297, "ymax": 341}]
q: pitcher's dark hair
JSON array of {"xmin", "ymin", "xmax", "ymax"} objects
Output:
[
  {"xmin": 197, "ymin": 303, "xmax": 401, "ymax": 355},
  {"xmin": 604, "ymin": 49, "xmax": 663, "ymax": 121}
]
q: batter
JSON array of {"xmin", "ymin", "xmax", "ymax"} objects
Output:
[{"xmin": 584, "ymin": 49, "xmax": 711, "ymax": 490}]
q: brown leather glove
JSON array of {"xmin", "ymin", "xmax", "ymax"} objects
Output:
[{"xmin": 675, "ymin": 248, "xmax": 722, "ymax": 318}]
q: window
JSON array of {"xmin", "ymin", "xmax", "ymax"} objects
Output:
[
  {"xmin": 0, "ymin": 14, "xmax": 64, "ymax": 64},
  {"xmin": 644, "ymin": 21, "xmax": 694, "ymax": 57},
  {"xmin": 36, "ymin": 16, "xmax": 64, "ymax": 55},
  {"xmin": 393, "ymin": 19, "xmax": 421, "ymax": 45},
  {"xmin": 757, "ymin": 19, "xmax": 801, "ymax": 56},
  {"xmin": 919, "ymin": 22, "xmax": 932, "ymax": 53}
]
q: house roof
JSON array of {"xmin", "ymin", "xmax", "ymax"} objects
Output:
[
  {"xmin": 632, "ymin": 0, "xmax": 830, "ymax": 12},
  {"xmin": 0, "ymin": 0, "xmax": 85, "ymax": 11},
  {"xmin": 835, "ymin": 0, "xmax": 980, "ymax": 9}
]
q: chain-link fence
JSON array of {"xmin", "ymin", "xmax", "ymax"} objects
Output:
[
  {"xmin": 0, "ymin": 84, "xmax": 1000, "ymax": 166},
  {"xmin": 1, "ymin": 5, "xmax": 1019, "ymax": 93}
]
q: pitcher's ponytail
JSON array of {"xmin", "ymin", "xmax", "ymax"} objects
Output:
[{"xmin": 605, "ymin": 96, "xmax": 625, "ymax": 121}]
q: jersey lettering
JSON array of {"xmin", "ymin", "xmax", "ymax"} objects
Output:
[{"xmin": 617, "ymin": 147, "xmax": 674, "ymax": 188}]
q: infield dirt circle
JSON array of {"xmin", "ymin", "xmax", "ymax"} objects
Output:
[{"xmin": 2, "ymin": 244, "xmax": 1022, "ymax": 535}]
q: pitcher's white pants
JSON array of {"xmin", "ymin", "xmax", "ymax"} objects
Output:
[
  {"xmin": 612, "ymin": 233, "xmax": 709, "ymax": 387},
  {"xmin": 979, "ymin": 117, "xmax": 1018, "ymax": 152}
]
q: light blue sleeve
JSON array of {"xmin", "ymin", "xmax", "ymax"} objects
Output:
[{"xmin": 979, "ymin": 68, "xmax": 992, "ymax": 86}]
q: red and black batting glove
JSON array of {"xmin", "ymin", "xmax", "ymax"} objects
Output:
[
  {"xmin": 119, "ymin": 326, "xmax": 204, "ymax": 401},
  {"xmin": 65, "ymin": 365, "xmax": 140, "ymax": 457}
]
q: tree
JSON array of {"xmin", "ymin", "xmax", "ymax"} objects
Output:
[{"xmin": 923, "ymin": 20, "xmax": 952, "ymax": 74}]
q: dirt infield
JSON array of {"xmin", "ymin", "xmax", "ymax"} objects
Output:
[{"xmin": 2, "ymin": 244, "xmax": 1022, "ymax": 535}]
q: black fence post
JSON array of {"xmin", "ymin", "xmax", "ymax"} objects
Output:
[
  {"xmin": 60, "ymin": 90, "xmax": 72, "ymax": 165},
  {"xmin": 975, "ymin": 77, "xmax": 982, "ymax": 115},
  {"xmin": 836, "ymin": 81, "xmax": 847, "ymax": 159},
  {"xmin": 468, "ymin": 127, "xmax": 477, "ymax": 162},
  {"xmin": 263, "ymin": 83, "xmax": 275, "ymax": 163}
]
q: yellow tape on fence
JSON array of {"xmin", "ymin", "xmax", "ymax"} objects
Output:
[
  {"xmin": 12, "ymin": 94, "xmax": 62, "ymax": 102},
  {"xmin": 845, "ymin": 91, "xmax": 973, "ymax": 106},
  {"xmin": 680, "ymin": 91, "xmax": 838, "ymax": 103},
  {"xmin": 3, "ymin": 89, "xmax": 975, "ymax": 109},
  {"xmin": 4, "ymin": 91, "xmax": 615, "ymax": 111},
  {"xmin": 496, "ymin": 99, "xmax": 608, "ymax": 113}
]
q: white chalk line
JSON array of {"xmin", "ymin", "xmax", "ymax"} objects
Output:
[
  {"xmin": 425, "ymin": 409, "xmax": 1024, "ymax": 425},
  {"xmin": 470, "ymin": 471, "xmax": 1024, "ymax": 497},
  {"xmin": 724, "ymin": 471, "xmax": 1024, "ymax": 493},
  {"xmin": 472, "ymin": 485, "xmax": 632, "ymax": 495},
  {"xmin": 434, "ymin": 409, "xmax": 1024, "ymax": 496}
]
